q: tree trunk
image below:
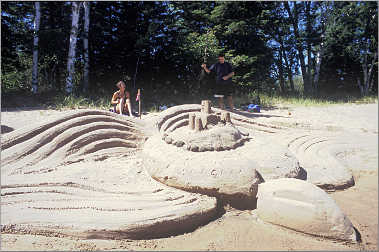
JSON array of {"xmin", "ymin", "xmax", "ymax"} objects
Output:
[
  {"xmin": 283, "ymin": 50, "xmax": 295, "ymax": 92},
  {"xmin": 286, "ymin": 55, "xmax": 295, "ymax": 92},
  {"xmin": 361, "ymin": 51, "xmax": 378, "ymax": 96},
  {"xmin": 362, "ymin": 53, "xmax": 368, "ymax": 96},
  {"xmin": 276, "ymin": 27, "xmax": 290, "ymax": 93},
  {"xmin": 305, "ymin": 1, "xmax": 313, "ymax": 95},
  {"xmin": 368, "ymin": 52, "xmax": 378, "ymax": 93},
  {"xmin": 65, "ymin": 2, "xmax": 81, "ymax": 94},
  {"xmin": 357, "ymin": 77, "xmax": 364, "ymax": 96},
  {"xmin": 278, "ymin": 47, "xmax": 286, "ymax": 93},
  {"xmin": 313, "ymin": 43, "xmax": 324, "ymax": 95},
  {"xmin": 313, "ymin": 2, "xmax": 333, "ymax": 96},
  {"xmin": 83, "ymin": 1, "xmax": 90, "ymax": 92},
  {"xmin": 284, "ymin": 2, "xmax": 310, "ymax": 95},
  {"xmin": 32, "ymin": 2, "xmax": 41, "ymax": 94}
]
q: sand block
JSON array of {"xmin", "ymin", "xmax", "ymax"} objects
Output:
[
  {"xmin": 201, "ymin": 114, "xmax": 219, "ymax": 128},
  {"xmin": 221, "ymin": 112, "xmax": 231, "ymax": 123},
  {"xmin": 195, "ymin": 116, "xmax": 203, "ymax": 132},
  {"xmin": 256, "ymin": 178, "xmax": 358, "ymax": 242}
]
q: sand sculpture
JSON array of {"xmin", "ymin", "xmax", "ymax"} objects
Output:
[
  {"xmin": 1, "ymin": 110, "xmax": 218, "ymax": 239},
  {"xmin": 159, "ymin": 100, "xmax": 248, "ymax": 152},
  {"xmin": 1, "ymin": 103, "xmax": 359, "ymax": 242}
]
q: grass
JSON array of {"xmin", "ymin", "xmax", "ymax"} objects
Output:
[
  {"xmin": 1, "ymin": 88, "xmax": 377, "ymax": 112},
  {"xmin": 251, "ymin": 93, "xmax": 378, "ymax": 109},
  {"xmin": 52, "ymin": 93, "xmax": 110, "ymax": 110}
]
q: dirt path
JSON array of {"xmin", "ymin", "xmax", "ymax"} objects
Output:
[{"xmin": 1, "ymin": 103, "xmax": 377, "ymax": 251}]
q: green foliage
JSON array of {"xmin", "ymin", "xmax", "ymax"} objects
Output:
[
  {"xmin": 320, "ymin": 1, "xmax": 378, "ymax": 94},
  {"xmin": 330, "ymin": 2, "xmax": 378, "ymax": 59},
  {"xmin": 182, "ymin": 30, "xmax": 221, "ymax": 63},
  {"xmin": 1, "ymin": 52, "xmax": 67, "ymax": 93},
  {"xmin": 1, "ymin": 52, "xmax": 32, "ymax": 92},
  {"xmin": 1, "ymin": 1, "xmax": 377, "ymax": 99}
]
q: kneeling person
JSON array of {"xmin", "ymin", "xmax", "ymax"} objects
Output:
[{"xmin": 111, "ymin": 81, "xmax": 133, "ymax": 116}]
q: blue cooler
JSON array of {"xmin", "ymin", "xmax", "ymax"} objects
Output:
[{"xmin": 247, "ymin": 104, "xmax": 260, "ymax": 113}]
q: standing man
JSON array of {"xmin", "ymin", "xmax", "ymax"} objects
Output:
[{"xmin": 201, "ymin": 54, "xmax": 235, "ymax": 110}]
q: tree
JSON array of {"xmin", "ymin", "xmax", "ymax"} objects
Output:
[
  {"xmin": 344, "ymin": 2, "xmax": 378, "ymax": 96},
  {"xmin": 1, "ymin": 1, "xmax": 377, "ymax": 101},
  {"xmin": 82, "ymin": 1, "xmax": 90, "ymax": 92},
  {"xmin": 209, "ymin": 1, "xmax": 274, "ymax": 93},
  {"xmin": 284, "ymin": 2, "xmax": 311, "ymax": 95},
  {"xmin": 1, "ymin": 2, "xmax": 35, "ymax": 92},
  {"xmin": 65, "ymin": 2, "xmax": 81, "ymax": 94},
  {"xmin": 259, "ymin": 2, "xmax": 291, "ymax": 93},
  {"xmin": 323, "ymin": 1, "xmax": 378, "ymax": 96},
  {"xmin": 312, "ymin": 2, "xmax": 334, "ymax": 94},
  {"xmin": 36, "ymin": 2, "xmax": 72, "ymax": 91},
  {"xmin": 31, "ymin": 1, "xmax": 41, "ymax": 94}
]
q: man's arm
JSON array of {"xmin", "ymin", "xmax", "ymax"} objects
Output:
[
  {"xmin": 201, "ymin": 64, "xmax": 212, "ymax": 74},
  {"xmin": 222, "ymin": 71, "xmax": 234, "ymax": 80},
  {"xmin": 222, "ymin": 63, "xmax": 234, "ymax": 80}
]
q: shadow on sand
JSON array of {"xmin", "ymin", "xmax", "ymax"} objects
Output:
[
  {"xmin": 1, "ymin": 125, "xmax": 15, "ymax": 134},
  {"xmin": 231, "ymin": 109, "xmax": 290, "ymax": 120}
]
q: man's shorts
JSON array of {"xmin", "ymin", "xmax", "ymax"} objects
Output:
[{"xmin": 215, "ymin": 83, "xmax": 234, "ymax": 97}]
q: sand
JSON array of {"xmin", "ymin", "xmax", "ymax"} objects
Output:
[{"xmin": 1, "ymin": 103, "xmax": 377, "ymax": 251}]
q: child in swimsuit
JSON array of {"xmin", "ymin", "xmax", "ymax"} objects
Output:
[{"xmin": 111, "ymin": 81, "xmax": 133, "ymax": 116}]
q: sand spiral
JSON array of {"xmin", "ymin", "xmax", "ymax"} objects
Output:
[{"xmin": 1, "ymin": 109, "xmax": 218, "ymax": 239}]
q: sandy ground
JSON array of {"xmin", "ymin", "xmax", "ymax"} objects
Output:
[{"xmin": 1, "ymin": 103, "xmax": 378, "ymax": 251}]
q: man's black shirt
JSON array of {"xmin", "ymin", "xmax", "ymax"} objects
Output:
[{"xmin": 209, "ymin": 62, "xmax": 233, "ymax": 85}]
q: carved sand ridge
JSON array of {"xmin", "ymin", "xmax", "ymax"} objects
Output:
[
  {"xmin": 143, "ymin": 104, "xmax": 303, "ymax": 209},
  {"xmin": 156, "ymin": 104, "xmax": 284, "ymax": 136},
  {"xmin": 162, "ymin": 108, "xmax": 250, "ymax": 151},
  {"xmin": 266, "ymin": 131, "xmax": 357, "ymax": 190},
  {"xmin": 2, "ymin": 110, "xmax": 145, "ymax": 175},
  {"xmin": 1, "ymin": 109, "xmax": 218, "ymax": 239},
  {"xmin": 286, "ymin": 133, "xmax": 355, "ymax": 190}
]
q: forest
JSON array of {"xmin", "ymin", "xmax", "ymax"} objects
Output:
[{"xmin": 1, "ymin": 1, "xmax": 378, "ymax": 108}]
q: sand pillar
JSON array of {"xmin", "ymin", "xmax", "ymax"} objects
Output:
[
  {"xmin": 195, "ymin": 116, "xmax": 203, "ymax": 131},
  {"xmin": 201, "ymin": 100, "xmax": 211, "ymax": 114},
  {"xmin": 189, "ymin": 113, "xmax": 195, "ymax": 130},
  {"xmin": 221, "ymin": 112, "xmax": 231, "ymax": 123}
]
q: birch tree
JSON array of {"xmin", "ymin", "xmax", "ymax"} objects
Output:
[
  {"xmin": 32, "ymin": 1, "xmax": 41, "ymax": 94},
  {"xmin": 82, "ymin": 1, "xmax": 90, "ymax": 92},
  {"xmin": 65, "ymin": 2, "xmax": 81, "ymax": 94}
]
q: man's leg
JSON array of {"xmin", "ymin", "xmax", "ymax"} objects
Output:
[
  {"xmin": 227, "ymin": 95, "xmax": 234, "ymax": 110},
  {"xmin": 217, "ymin": 84, "xmax": 226, "ymax": 109},
  {"xmin": 218, "ymin": 97, "xmax": 225, "ymax": 109}
]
